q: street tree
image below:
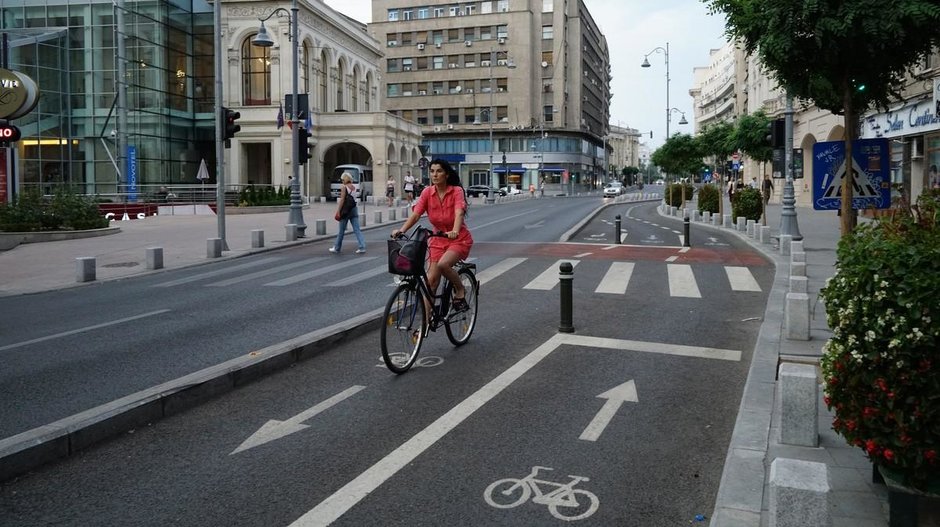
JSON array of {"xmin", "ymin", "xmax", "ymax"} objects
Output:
[
  {"xmin": 697, "ymin": 121, "xmax": 736, "ymax": 217},
  {"xmin": 705, "ymin": 0, "xmax": 940, "ymax": 235},
  {"xmin": 734, "ymin": 110, "xmax": 773, "ymax": 175},
  {"xmin": 651, "ymin": 133, "xmax": 703, "ymax": 181}
]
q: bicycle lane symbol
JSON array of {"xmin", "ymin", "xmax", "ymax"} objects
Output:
[{"xmin": 484, "ymin": 465, "xmax": 599, "ymax": 522}]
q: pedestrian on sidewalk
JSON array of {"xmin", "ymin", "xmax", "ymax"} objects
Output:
[
  {"xmin": 385, "ymin": 175, "xmax": 396, "ymax": 207},
  {"xmin": 403, "ymin": 171, "xmax": 416, "ymax": 204},
  {"xmin": 330, "ymin": 172, "xmax": 366, "ymax": 254},
  {"xmin": 762, "ymin": 174, "xmax": 774, "ymax": 204}
]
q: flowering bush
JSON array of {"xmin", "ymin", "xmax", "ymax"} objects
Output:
[{"xmin": 819, "ymin": 194, "xmax": 940, "ymax": 491}]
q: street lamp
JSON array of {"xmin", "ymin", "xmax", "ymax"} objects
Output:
[
  {"xmin": 253, "ymin": 2, "xmax": 306, "ymax": 236},
  {"xmin": 482, "ymin": 48, "xmax": 514, "ymax": 203},
  {"xmin": 670, "ymin": 108, "xmax": 688, "ymax": 125},
  {"xmin": 641, "ymin": 42, "xmax": 671, "ymax": 143}
]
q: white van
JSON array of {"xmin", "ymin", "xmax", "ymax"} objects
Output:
[{"xmin": 329, "ymin": 164, "xmax": 374, "ymax": 200}]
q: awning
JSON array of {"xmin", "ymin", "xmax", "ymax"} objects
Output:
[{"xmin": 493, "ymin": 166, "xmax": 525, "ymax": 174}]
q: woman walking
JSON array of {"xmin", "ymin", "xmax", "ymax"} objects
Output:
[{"xmin": 329, "ymin": 172, "xmax": 366, "ymax": 254}]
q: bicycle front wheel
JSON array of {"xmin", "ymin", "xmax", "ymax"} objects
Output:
[
  {"xmin": 445, "ymin": 268, "xmax": 478, "ymax": 346},
  {"xmin": 381, "ymin": 282, "xmax": 427, "ymax": 374}
]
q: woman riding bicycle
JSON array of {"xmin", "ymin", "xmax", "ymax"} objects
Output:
[{"xmin": 392, "ymin": 158, "xmax": 472, "ymax": 312}]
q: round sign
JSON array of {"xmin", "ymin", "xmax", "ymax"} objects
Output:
[
  {"xmin": 0, "ymin": 69, "xmax": 39, "ymax": 120},
  {"xmin": 418, "ymin": 157, "xmax": 429, "ymax": 169},
  {"xmin": 0, "ymin": 123, "xmax": 21, "ymax": 142}
]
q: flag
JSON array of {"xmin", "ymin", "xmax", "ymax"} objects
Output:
[
  {"xmin": 305, "ymin": 110, "xmax": 313, "ymax": 130},
  {"xmin": 276, "ymin": 104, "xmax": 284, "ymax": 129}
]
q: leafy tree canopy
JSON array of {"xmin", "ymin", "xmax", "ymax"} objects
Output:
[
  {"xmin": 698, "ymin": 121, "xmax": 736, "ymax": 164},
  {"xmin": 734, "ymin": 110, "xmax": 773, "ymax": 164},
  {"xmin": 651, "ymin": 133, "xmax": 703, "ymax": 177}
]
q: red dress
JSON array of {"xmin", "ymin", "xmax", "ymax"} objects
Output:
[{"xmin": 413, "ymin": 185, "xmax": 473, "ymax": 261}]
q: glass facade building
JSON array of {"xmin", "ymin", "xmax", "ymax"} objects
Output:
[{"xmin": 1, "ymin": 0, "xmax": 215, "ymax": 199}]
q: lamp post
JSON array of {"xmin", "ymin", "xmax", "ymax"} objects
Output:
[
  {"xmin": 641, "ymin": 42, "xmax": 670, "ymax": 143},
  {"xmin": 482, "ymin": 48, "xmax": 514, "ymax": 203},
  {"xmin": 253, "ymin": 1, "xmax": 305, "ymax": 236}
]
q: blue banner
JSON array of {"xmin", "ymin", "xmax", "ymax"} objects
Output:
[
  {"xmin": 127, "ymin": 145, "xmax": 138, "ymax": 203},
  {"xmin": 812, "ymin": 139, "xmax": 891, "ymax": 210}
]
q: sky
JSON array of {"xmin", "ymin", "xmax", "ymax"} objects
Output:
[{"xmin": 325, "ymin": 0, "xmax": 729, "ymax": 149}]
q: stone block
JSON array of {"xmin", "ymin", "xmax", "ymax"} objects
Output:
[
  {"xmin": 769, "ymin": 458, "xmax": 830, "ymax": 527},
  {"xmin": 145, "ymin": 247, "xmax": 163, "ymax": 270},
  {"xmin": 319, "ymin": 196, "xmax": 327, "ymax": 203},
  {"xmin": 779, "ymin": 363, "xmax": 819, "ymax": 447},
  {"xmin": 760, "ymin": 225, "xmax": 770, "ymax": 243},
  {"xmin": 206, "ymin": 238, "xmax": 222, "ymax": 258},
  {"xmin": 789, "ymin": 275, "xmax": 808, "ymax": 294},
  {"xmin": 359, "ymin": 213, "xmax": 366, "ymax": 227},
  {"xmin": 791, "ymin": 240, "xmax": 804, "ymax": 254},
  {"xmin": 373, "ymin": 211, "xmax": 383, "ymax": 224},
  {"xmin": 703, "ymin": 211, "xmax": 711, "ymax": 223},
  {"xmin": 791, "ymin": 251, "xmax": 806, "ymax": 263},
  {"xmin": 693, "ymin": 210, "xmax": 701, "ymax": 222},
  {"xmin": 746, "ymin": 219, "xmax": 756, "ymax": 236},
  {"xmin": 786, "ymin": 292, "xmax": 810, "ymax": 341},
  {"xmin": 76, "ymin": 257, "xmax": 96, "ymax": 282},
  {"xmin": 389, "ymin": 209, "xmax": 397, "ymax": 221},
  {"xmin": 250, "ymin": 230, "xmax": 264, "ymax": 249},
  {"xmin": 315, "ymin": 219, "xmax": 326, "ymax": 236},
  {"xmin": 712, "ymin": 213, "xmax": 720, "ymax": 226},
  {"xmin": 285, "ymin": 224, "xmax": 297, "ymax": 242},
  {"xmin": 737, "ymin": 216, "xmax": 747, "ymax": 231},
  {"xmin": 791, "ymin": 261, "xmax": 806, "ymax": 278},
  {"xmin": 779, "ymin": 234, "xmax": 793, "ymax": 256},
  {"xmin": 723, "ymin": 214, "xmax": 732, "ymax": 228}
]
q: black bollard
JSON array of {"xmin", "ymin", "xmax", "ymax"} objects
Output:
[
  {"xmin": 614, "ymin": 214, "xmax": 621, "ymax": 244},
  {"xmin": 683, "ymin": 215, "xmax": 691, "ymax": 247},
  {"xmin": 559, "ymin": 262, "xmax": 574, "ymax": 333}
]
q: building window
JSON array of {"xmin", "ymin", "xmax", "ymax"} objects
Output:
[
  {"xmin": 544, "ymin": 105, "xmax": 555, "ymax": 122},
  {"xmin": 387, "ymin": 10, "xmax": 399, "ymax": 21},
  {"xmin": 448, "ymin": 28, "xmax": 460, "ymax": 42},
  {"xmin": 433, "ymin": 56, "xmax": 444, "ymax": 69},
  {"xmin": 542, "ymin": 51, "xmax": 553, "ymax": 66},
  {"xmin": 402, "ymin": 58, "xmax": 413, "ymax": 71},
  {"xmin": 301, "ymin": 42, "xmax": 310, "ymax": 93},
  {"xmin": 497, "ymin": 25, "xmax": 508, "ymax": 39},
  {"xmin": 241, "ymin": 37, "xmax": 270, "ymax": 105},
  {"xmin": 464, "ymin": 107, "xmax": 476, "ymax": 123},
  {"xmin": 433, "ymin": 7, "xmax": 445, "ymax": 17},
  {"xmin": 402, "ymin": 10, "xmax": 413, "ymax": 20},
  {"xmin": 497, "ymin": 0, "xmax": 509, "ymax": 12},
  {"xmin": 448, "ymin": 110, "xmax": 460, "ymax": 124},
  {"xmin": 543, "ymin": 0, "xmax": 553, "ymax": 12},
  {"xmin": 449, "ymin": 6, "xmax": 459, "ymax": 16},
  {"xmin": 481, "ymin": 2, "xmax": 493, "ymax": 14},
  {"xmin": 387, "ymin": 84, "xmax": 400, "ymax": 97},
  {"xmin": 481, "ymin": 26, "xmax": 492, "ymax": 40},
  {"xmin": 418, "ymin": 8, "xmax": 429, "ymax": 19},
  {"xmin": 433, "ymin": 109, "xmax": 444, "ymax": 124},
  {"xmin": 542, "ymin": 25, "xmax": 553, "ymax": 40},
  {"xmin": 465, "ymin": 5, "xmax": 475, "ymax": 15},
  {"xmin": 387, "ymin": 58, "xmax": 400, "ymax": 72},
  {"xmin": 464, "ymin": 28, "xmax": 476, "ymax": 41},
  {"xmin": 433, "ymin": 31, "xmax": 444, "ymax": 44},
  {"xmin": 432, "ymin": 81, "xmax": 444, "ymax": 94}
]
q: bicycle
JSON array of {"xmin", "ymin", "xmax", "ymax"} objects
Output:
[
  {"xmin": 381, "ymin": 225, "xmax": 479, "ymax": 374},
  {"xmin": 483, "ymin": 466, "xmax": 599, "ymax": 521}
]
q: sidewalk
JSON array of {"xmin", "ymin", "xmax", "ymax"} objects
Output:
[
  {"xmin": 674, "ymin": 197, "xmax": 896, "ymax": 526},
  {"xmin": 0, "ymin": 199, "xmax": 414, "ymax": 296}
]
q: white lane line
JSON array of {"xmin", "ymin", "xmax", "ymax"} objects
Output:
[
  {"xmin": 205, "ymin": 260, "xmax": 320, "ymax": 287},
  {"xmin": 523, "ymin": 259, "xmax": 580, "ymax": 290},
  {"xmin": 290, "ymin": 333, "xmax": 740, "ymax": 526},
  {"xmin": 620, "ymin": 232, "xmax": 628, "ymax": 243},
  {"xmin": 153, "ymin": 257, "xmax": 283, "ymax": 287},
  {"xmin": 573, "ymin": 252, "xmax": 594, "ymax": 258},
  {"xmin": 678, "ymin": 247, "xmax": 690, "ymax": 253},
  {"xmin": 665, "ymin": 256, "xmax": 679, "ymax": 262},
  {"xmin": 472, "ymin": 209, "xmax": 537, "ymax": 230},
  {"xmin": 263, "ymin": 257, "xmax": 378, "ymax": 287},
  {"xmin": 0, "ymin": 310, "xmax": 171, "ymax": 352},
  {"xmin": 595, "ymin": 262, "xmax": 634, "ymax": 295},
  {"xmin": 326, "ymin": 265, "xmax": 388, "ymax": 287},
  {"xmin": 724, "ymin": 266, "xmax": 762, "ymax": 292},
  {"xmin": 667, "ymin": 264, "xmax": 701, "ymax": 298},
  {"xmin": 475, "ymin": 257, "xmax": 527, "ymax": 285},
  {"xmin": 289, "ymin": 334, "xmax": 566, "ymax": 527}
]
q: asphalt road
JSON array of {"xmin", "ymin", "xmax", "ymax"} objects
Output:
[{"xmin": 1, "ymin": 196, "xmax": 775, "ymax": 526}]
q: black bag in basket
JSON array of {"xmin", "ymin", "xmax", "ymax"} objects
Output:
[{"xmin": 387, "ymin": 230, "xmax": 428, "ymax": 275}]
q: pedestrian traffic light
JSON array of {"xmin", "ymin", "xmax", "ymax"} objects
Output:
[
  {"xmin": 296, "ymin": 126, "xmax": 313, "ymax": 165},
  {"xmin": 222, "ymin": 106, "xmax": 241, "ymax": 142}
]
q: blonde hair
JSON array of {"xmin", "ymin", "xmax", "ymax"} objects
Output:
[{"xmin": 340, "ymin": 172, "xmax": 353, "ymax": 184}]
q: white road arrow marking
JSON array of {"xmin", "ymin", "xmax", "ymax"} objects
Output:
[
  {"xmin": 579, "ymin": 380, "xmax": 638, "ymax": 442},
  {"xmin": 524, "ymin": 220, "xmax": 545, "ymax": 229},
  {"xmin": 231, "ymin": 385, "xmax": 366, "ymax": 455}
]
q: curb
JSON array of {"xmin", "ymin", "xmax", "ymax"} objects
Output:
[{"xmin": 0, "ymin": 307, "xmax": 385, "ymax": 483}]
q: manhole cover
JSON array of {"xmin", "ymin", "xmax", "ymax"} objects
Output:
[{"xmin": 102, "ymin": 262, "xmax": 140, "ymax": 268}]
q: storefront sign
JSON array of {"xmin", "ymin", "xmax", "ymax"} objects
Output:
[
  {"xmin": 0, "ymin": 68, "xmax": 39, "ymax": 121},
  {"xmin": 127, "ymin": 145, "xmax": 138, "ymax": 202},
  {"xmin": 861, "ymin": 97, "xmax": 940, "ymax": 139},
  {"xmin": 812, "ymin": 139, "xmax": 891, "ymax": 210}
]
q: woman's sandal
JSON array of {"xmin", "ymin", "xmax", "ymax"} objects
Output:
[{"xmin": 452, "ymin": 296, "xmax": 469, "ymax": 313}]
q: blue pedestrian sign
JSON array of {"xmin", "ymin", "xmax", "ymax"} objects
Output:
[{"xmin": 812, "ymin": 139, "xmax": 891, "ymax": 210}]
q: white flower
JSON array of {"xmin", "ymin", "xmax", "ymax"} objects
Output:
[{"xmin": 865, "ymin": 330, "xmax": 876, "ymax": 342}]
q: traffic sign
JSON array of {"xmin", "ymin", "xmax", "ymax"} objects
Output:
[
  {"xmin": 418, "ymin": 157, "xmax": 428, "ymax": 169},
  {"xmin": 812, "ymin": 139, "xmax": 891, "ymax": 210},
  {"xmin": 0, "ymin": 123, "xmax": 21, "ymax": 142}
]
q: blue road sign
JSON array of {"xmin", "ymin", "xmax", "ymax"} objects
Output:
[{"xmin": 812, "ymin": 139, "xmax": 890, "ymax": 210}]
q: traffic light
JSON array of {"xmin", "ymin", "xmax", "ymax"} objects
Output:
[
  {"xmin": 222, "ymin": 106, "xmax": 241, "ymax": 143},
  {"xmin": 765, "ymin": 119, "xmax": 785, "ymax": 148},
  {"xmin": 296, "ymin": 126, "xmax": 314, "ymax": 165}
]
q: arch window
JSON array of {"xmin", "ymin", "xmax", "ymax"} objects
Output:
[
  {"xmin": 301, "ymin": 42, "xmax": 310, "ymax": 93},
  {"xmin": 242, "ymin": 36, "xmax": 271, "ymax": 105}
]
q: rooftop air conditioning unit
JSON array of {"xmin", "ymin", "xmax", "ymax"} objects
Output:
[
  {"xmin": 433, "ymin": 126, "xmax": 443, "ymax": 132},
  {"xmin": 417, "ymin": 43, "xmax": 425, "ymax": 50},
  {"xmin": 481, "ymin": 60, "xmax": 491, "ymax": 66},
  {"xmin": 498, "ymin": 37, "xmax": 506, "ymax": 45},
  {"xmin": 541, "ymin": 61, "xmax": 549, "ymax": 68},
  {"xmin": 387, "ymin": 40, "xmax": 397, "ymax": 47},
  {"xmin": 403, "ymin": 66, "xmax": 412, "ymax": 71},
  {"xmin": 436, "ymin": 42, "xmax": 442, "ymax": 48},
  {"xmin": 418, "ymin": 90, "xmax": 427, "ymax": 95},
  {"xmin": 466, "ymin": 88, "xmax": 474, "ymax": 93},
  {"xmin": 447, "ymin": 124, "xmax": 455, "ymax": 129},
  {"xmin": 497, "ymin": 87, "xmax": 505, "ymax": 92},
  {"xmin": 448, "ymin": 63, "xmax": 458, "ymax": 68},
  {"xmin": 465, "ymin": 40, "xmax": 473, "ymax": 47},
  {"xmin": 497, "ymin": 59, "xmax": 507, "ymax": 66}
]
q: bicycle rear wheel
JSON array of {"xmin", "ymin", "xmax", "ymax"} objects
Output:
[
  {"xmin": 381, "ymin": 283, "xmax": 427, "ymax": 374},
  {"xmin": 445, "ymin": 268, "xmax": 478, "ymax": 346}
]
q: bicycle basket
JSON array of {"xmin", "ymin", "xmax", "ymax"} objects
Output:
[{"xmin": 387, "ymin": 236, "xmax": 428, "ymax": 275}]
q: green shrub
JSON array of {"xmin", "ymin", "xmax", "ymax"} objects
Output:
[
  {"xmin": 697, "ymin": 184, "xmax": 720, "ymax": 214},
  {"xmin": 731, "ymin": 187, "xmax": 762, "ymax": 221},
  {"xmin": 237, "ymin": 185, "xmax": 290, "ymax": 206},
  {"xmin": 0, "ymin": 188, "xmax": 107, "ymax": 232},
  {"xmin": 664, "ymin": 182, "xmax": 695, "ymax": 207},
  {"xmin": 819, "ymin": 193, "xmax": 939, "ymax": 491}
]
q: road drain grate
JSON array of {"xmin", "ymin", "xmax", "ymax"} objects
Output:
[{"xmin": 102, "ymin": 262, "xmax": 140, "ymax": 268}]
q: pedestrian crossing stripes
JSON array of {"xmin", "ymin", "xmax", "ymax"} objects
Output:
[{"xmin": 152, "ymin": 256, "xmax": 763, "ymax": 298}]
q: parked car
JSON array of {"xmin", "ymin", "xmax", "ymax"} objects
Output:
[
  {"xmin": 603, "ymin": 181, "xmax": 624, "ymax": 197},
  {"xmin": 466, "ymin": 184, "xmax": 506, "ymax": 197},
  {"xmin": 501, "ymin": 185, "xmax": 523, "ymax": 195}
]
